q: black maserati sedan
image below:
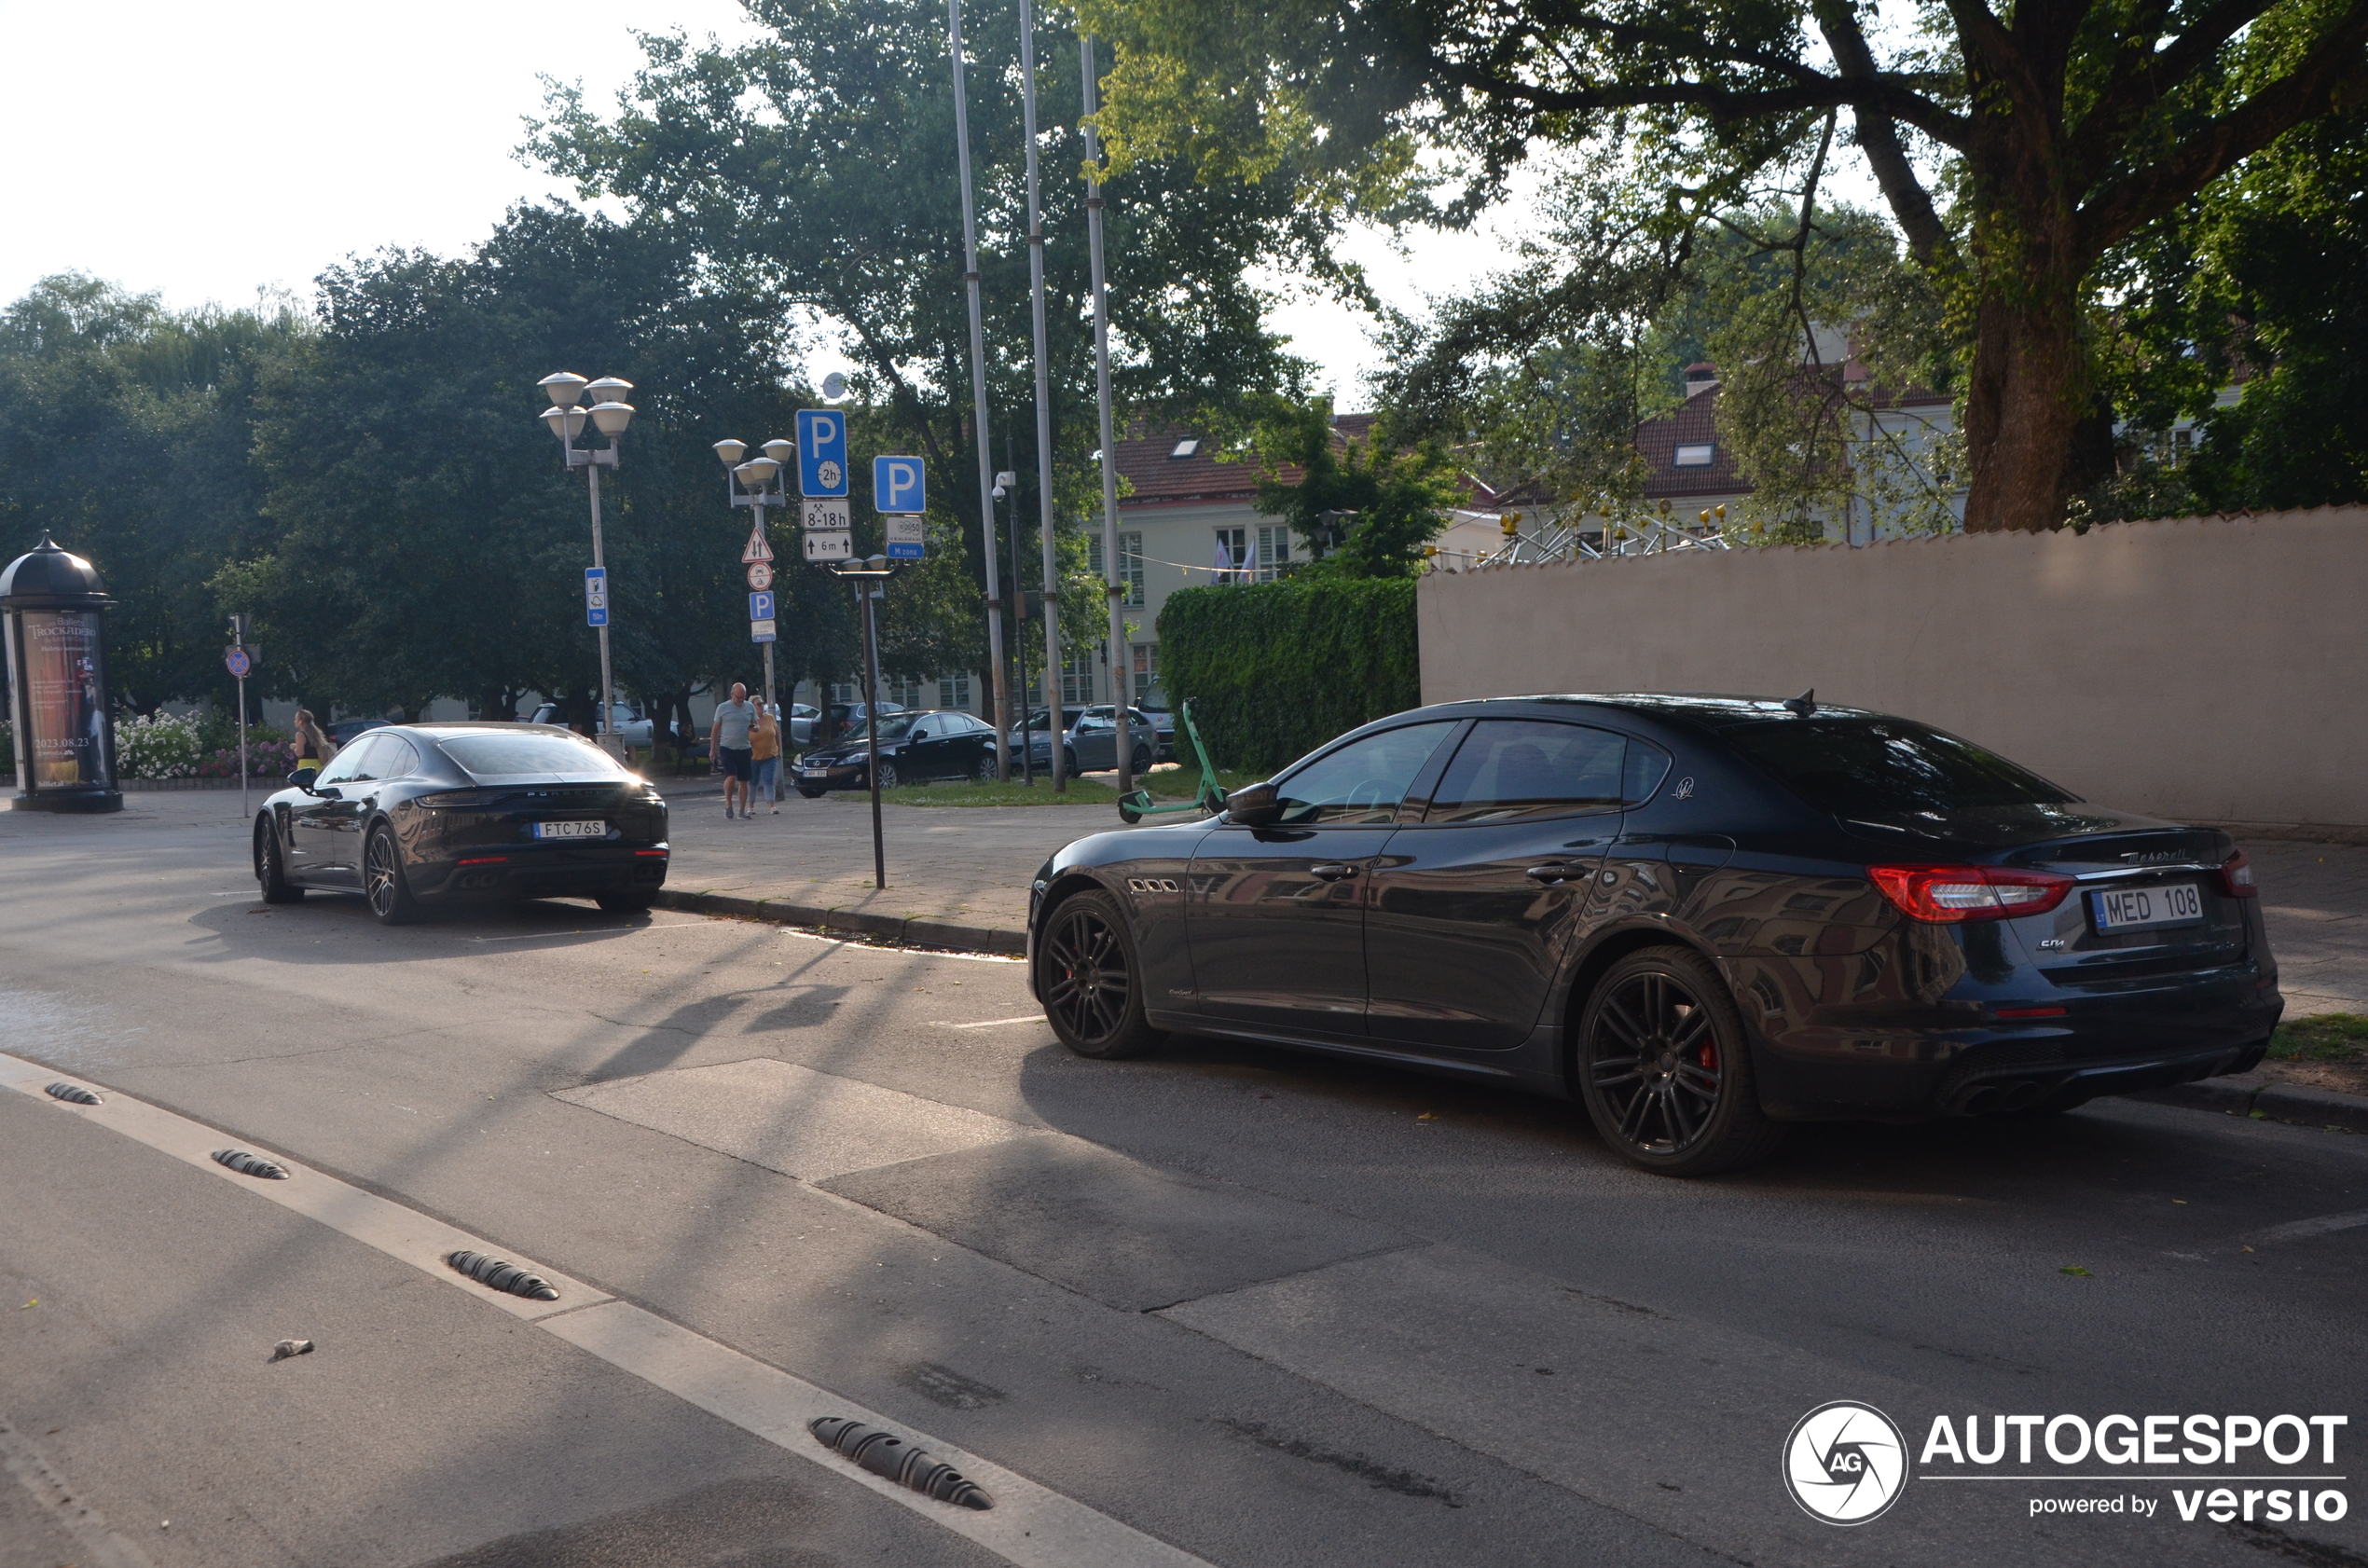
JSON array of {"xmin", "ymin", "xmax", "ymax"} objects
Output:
[
  {"xmin": 253, "ymin": 724, "xmax": 669, "ymax": 924},
  {"xmin": 1025, "ymin": 695, "xmax": 2281, "ymax": 1176},
  {"xmin": 793, "ymin": 708, "xmax": 1000, "ymax": 795}
]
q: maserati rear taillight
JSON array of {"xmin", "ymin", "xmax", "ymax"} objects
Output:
[
  {"xmin": 1867, "ymin": 864, "xmax": 2075, "ymax": 923},
  {"xmin": 2218, "ymin": 851, "xmax": 2258, "ymax": 898}
]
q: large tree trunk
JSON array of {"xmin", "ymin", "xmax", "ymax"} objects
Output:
[{"xmin": 1961, "ymin": 260, "xmax": 2090, "ymax": 533}]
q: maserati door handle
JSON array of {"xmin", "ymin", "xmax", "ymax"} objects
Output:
[{"xmin": 1309, "ymin": 862, "xmax": 1361, "ymax": 881}]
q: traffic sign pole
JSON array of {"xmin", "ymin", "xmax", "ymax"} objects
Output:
[{"xmin": 589, "ymin": 464, "xmax": 621, "ymax": 760}]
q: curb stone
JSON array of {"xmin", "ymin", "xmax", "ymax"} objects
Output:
[
  {"xmin": 654, "ymin": 888, "xmax": 1026, "ymax": 956},
  {"xmin": 2135, "ymin": 1074, "xmax": 2368, "ymax": 1133},
  {"xmin": 654, "ymin": 889, "xmax": 2361, "ymax": 1123}
]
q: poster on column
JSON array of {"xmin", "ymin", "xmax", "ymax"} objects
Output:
[{"xmin": 22, "ymin": 609, "xmax": 110, "ymax": 788}]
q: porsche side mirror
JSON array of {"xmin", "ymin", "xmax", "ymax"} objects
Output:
[{"xmin": 1224, "ymin": 780, "xmax": 1283, "ymax": 828}]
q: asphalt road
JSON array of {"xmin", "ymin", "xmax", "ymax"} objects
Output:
[{"xmin": 1, "ymin": 793, "xmax": 2362, "ymax": 1568}]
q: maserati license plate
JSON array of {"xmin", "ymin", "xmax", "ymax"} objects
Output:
[{"xmin": 2090, "ymin": 881, "xmax": 2203, "ymax": 932}]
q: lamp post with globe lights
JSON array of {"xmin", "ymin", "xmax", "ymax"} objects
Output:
[
  {"xmin": 538, "ymin": 372, "xmax": 635, "ymax": 756},
  {"xmin": 714, "ymin": 437, "xmax": 794, "ymax": 715}
]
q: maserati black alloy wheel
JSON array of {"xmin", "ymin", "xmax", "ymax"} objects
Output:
[
  {"xmin": 1579, "ymin": 947, "xmax": 1783, "ymax": 1176},
  {"xmin": 1037, "ymin": 891, "xmax": 1162, "ymax": 1058}
]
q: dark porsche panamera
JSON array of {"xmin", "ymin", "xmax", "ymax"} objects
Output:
[
  {"xmin": 1025, "ymin": 695, "xmax": 2281, "ymax": 1175},
  {"xmin": 253, "ymin": 724, "xmax": 669, "ymax": 924}
]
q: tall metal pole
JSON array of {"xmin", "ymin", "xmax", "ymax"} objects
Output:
[
  {"xmin": 860, "ymin": 581, "xmax": 886, "ymax": 889},
  {"xmin": 1019, "ymin": 0, "xmax": 1065, "ymax": 791},
  {"xmin": 236, "ymin": 669, "xmax": 248, "ymax": 822},
  {"xmin": 588, "ymin": 463, "xmax": 618, "ymax": 757},
  {"xmin": 949, "ymin": 0, "xmax": 1011, "ymax": 780},
  {"xmin": 1008, "ymin": 461, "xmax": 1033, "ymax": 786},
  {"xmin": 1081, "ymin": 34, "xmax": 1128, "ymax": 797}
]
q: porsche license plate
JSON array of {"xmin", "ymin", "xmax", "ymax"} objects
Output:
[
  {"xmin": 531, "ymin": 819, "xmax": 607, "ymax": 840},
  {"xmin": 2090, "ymin": 881, "xmax": 2203, "ymax": 932}
]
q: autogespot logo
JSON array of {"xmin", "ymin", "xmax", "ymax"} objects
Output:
[{"xmin": 1785, "ymin": 1401, "xmax": 1911, "ymax": 1525}]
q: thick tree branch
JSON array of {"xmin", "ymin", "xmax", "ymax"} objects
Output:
[
  {"xmin": 1813, "ymin": 0, "xmax": 1955, "ymax": 268},
  {"xmin": 1428, "ymin": 53, "xmax": 1973, "ymax": 148},
  {"xmin": 2075, "ymin": 16, "xmax": 2368, "ymax": 257},
  {"xmin": 2067, "ymin": 0, "xmax": 2278, "ymax": 179}
]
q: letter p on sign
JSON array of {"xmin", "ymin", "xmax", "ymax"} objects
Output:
[{"xmin": 874, "ymin": 455, "xmax": 926, "ymax": 515}]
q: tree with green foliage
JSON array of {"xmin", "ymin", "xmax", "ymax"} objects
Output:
[
  {"xmin": 0, "ymin": 275, "xmax": 305, "ymax": 715},
  {"xmin": 1078, "ymin": 0, "xmax": 2368, "ymax": 532},
  {"xmin": 1232, "ymin": 397, "xmax": 1467, "ymax": 575},
  {"xmin": 233, "ymin": 205, "xmax": 850, "ymax": 734},
  {"xmin": 527, "ymin": 0, "xmax": 1332, "ymax": 689}
]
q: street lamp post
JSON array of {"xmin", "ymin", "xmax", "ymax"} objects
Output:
[
  {"xmin": 831, "ymin": 553, "xmax": 895, "ymax": 890},
  {"xmin": 714, "ymin": 437, "xmax": 792, "ymax": 717},
  {"xmin": 539, "ymin": 372, "xmax": 636, "ymax": 757}
]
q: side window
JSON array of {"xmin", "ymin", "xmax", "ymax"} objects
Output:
[
  {"xmin": 1623, "ymin": 739, "xmax": 1673, "ymax": 804},
  {"xmin": 374, "ymin": 736, "xmax": 421, "ymax": 777},
  {"xmin": 315, "ymin": 736, "xmax": 379, "ymax": 785},
  {"xmin": 1078, "ymin": 712, "xmax": 1115, "ymax": 733},
  {"xmin": 1270, "ymin": 722, "xmax": 1459, "ymax": 826},
  {"xmin": 1425, "ymin": 721, "xmax": 1626, "ymax": 823}
]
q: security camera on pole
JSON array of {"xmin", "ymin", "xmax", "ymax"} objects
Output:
[{"xmin": 537, "ymin": 372, "xmax": 636, "ymax": 758}]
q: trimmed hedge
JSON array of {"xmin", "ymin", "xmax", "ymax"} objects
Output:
[{"xmin": 1157, "ymin": 578, "xmax": 1421, "ymax": 774}]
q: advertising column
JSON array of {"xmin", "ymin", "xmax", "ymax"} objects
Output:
[{"xmin": 1, "ymin": 532, "xmax": 122, "ymax": 812}]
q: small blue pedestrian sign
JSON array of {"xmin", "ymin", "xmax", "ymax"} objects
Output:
[
  {"xmin": 874, "ymin": 455, "xmax": 926, "ymax": 515},
  {"xmin": 796, "ymin": 409, "xmax": 847, "ymax": 498},
  {"xmin": 584, "ymin": 566, "xmax": 609, "ymax": 627},
  {"xmin": 749, "ymin": 590, "xmax": 775, "ymax": 621}
]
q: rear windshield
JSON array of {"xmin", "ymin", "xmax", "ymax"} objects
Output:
[
  {"xmin": 438, "ymin": 733, "xmax": 626, "ymax": 778},
  {"xmin": 1724, "ymin": 718, "xmax": 2075, "ymax": 815}
]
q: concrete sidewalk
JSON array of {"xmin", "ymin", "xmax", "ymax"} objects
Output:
[{"xmin": 654, "ymin": 783, "xmax": 1114, "ymax": 951}]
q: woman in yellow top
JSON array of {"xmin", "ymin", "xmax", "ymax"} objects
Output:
[
  {"xmin": 291, "ymin": 709, "xmax": 337, "ymax": 785},
  {"xmin": 750, "ymin": 704, "xmax": 782, "ymax": 815}
]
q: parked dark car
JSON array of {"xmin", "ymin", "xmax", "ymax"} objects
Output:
[
  {"xmin": 253, "ymin": 723, "xmax": 669, "ymax": 924},
  {"xmin": 1011, "ymin": 706, "xmax": 1159, "ymax": 775},
  {"xmin": 794, "ymin": 708, "xmax": 999, "ymax": 794},
  {"xmin": 1024, "ymin": 695, "xmax": 2281, "ymax": 1176},
  {"xmin": 819, "ymin": 700, "xmax": 906, "ymax": 748}
]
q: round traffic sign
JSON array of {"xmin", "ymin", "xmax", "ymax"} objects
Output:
[
  {"xmin": 225, "ymin": 648, "xmax": 251, "ymax": 679},
  {"xmin": 746, "ymin": 561, "xmax": 774, "ymax": 590}
]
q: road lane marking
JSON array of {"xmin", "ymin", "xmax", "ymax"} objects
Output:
[
  {"xmin": 776, "ymin": 928, "xmax": 1026, "ymax": 963},
  {"xmin": 934, "ymin": 1015, "xmax": 1047, "ymax": 1029},
  {"xmin": 2250, "ymin": 1208, "xmax": 2368, "ymax": 1245},
  {"xmin": 0, "ymin": 1051, "xmax": 1207, "ymax": 1568}
]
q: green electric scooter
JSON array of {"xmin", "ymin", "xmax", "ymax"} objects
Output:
[{"xmin": 1116, "ymin": 699, "xmax": 1229, "ymax": 824}]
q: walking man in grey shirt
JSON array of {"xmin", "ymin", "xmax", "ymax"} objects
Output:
[{"xmin": 710, "ymin": 682, "xmax": 759, "ymax": 818}]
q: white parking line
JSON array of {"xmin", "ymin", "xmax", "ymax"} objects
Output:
[
  {"xmin": 933, "ymin": 1015, "xmax": 1048, "ymax": 1029},
  {"xmin": 2251, "ymin": 1208, "xmax": 2368, "ymax": 1245},
  {"xmin": 0, "ymin": 1052, "xmax": 1207, "ymax": 1568}
]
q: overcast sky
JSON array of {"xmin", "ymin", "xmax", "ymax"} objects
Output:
[{"xmin": 2, "ymin": 0, "xmax": 1546, "ymax": 405}]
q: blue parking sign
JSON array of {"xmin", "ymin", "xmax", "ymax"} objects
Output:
[
  {"xmin": 749, "ymin": 590, "xmax": 775, "ymax": 621},
  {"xmin": 796, "ymin": 408, "xmax": 847, "ymax": 498},
  {"xmin": 585, "ymin": 566, "xmax": 609, "ymax": 627},
  {"xmin": 874, "ymin": 455, "xmax": 926, "ymax": 515}
]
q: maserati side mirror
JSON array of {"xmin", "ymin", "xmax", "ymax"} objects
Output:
[{"xmin": 1224, "ymin": 780, "xmax": 1283, "ymax": 828}]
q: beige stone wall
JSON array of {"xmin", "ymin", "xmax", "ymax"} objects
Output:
[{"xmin": 1417, "ymin": 507, "xmax": 2368, "ymax": 832}]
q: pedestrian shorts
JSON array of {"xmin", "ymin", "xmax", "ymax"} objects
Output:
[{"xmin": 719, "ymin": 746, "xmax": 752, "ymax": 781}]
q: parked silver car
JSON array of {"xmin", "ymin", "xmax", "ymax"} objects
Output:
[
  {"xmin": 527, "ymin": 701, "xmax": 656, "ymax": 750},
  {"xmin": 1010, "ymin": 706, "xmax": 1159, "ymax": 774}
]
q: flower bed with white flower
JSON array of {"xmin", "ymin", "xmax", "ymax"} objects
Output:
[{"xmin": 115, "ymin": 711, "xmax": 206, "ymax": 779}]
